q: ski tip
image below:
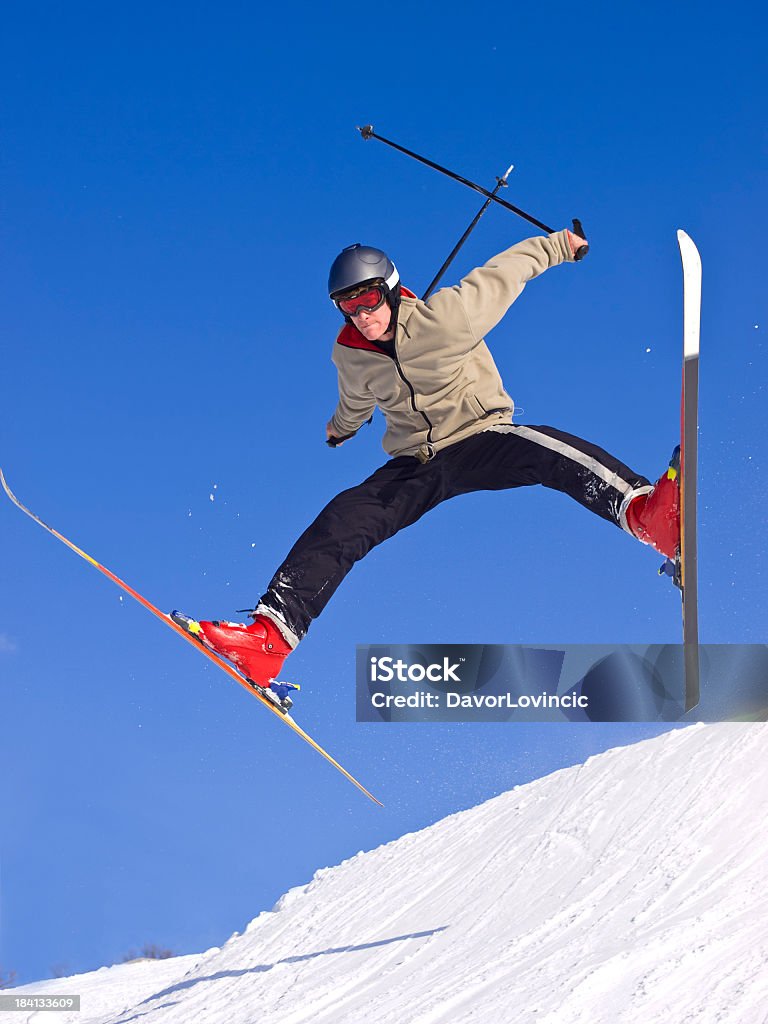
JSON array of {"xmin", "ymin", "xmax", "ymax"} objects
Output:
[
  {"xmin": 0, "ymin": 468, "xmax": 23, "ymax": 509},
  {"xmin": 676, "ymin": 229, "xmax": 702, "ymax": 265},
  {"xmin": 0, "ymin": 467, "xmax": 18, "ymax": 503}
]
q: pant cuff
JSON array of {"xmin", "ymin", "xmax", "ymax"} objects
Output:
[
  {"xmin": 618, "ymin": 484, "xmax": 654, "ymax": 536},
  {"xmin": 253, "ymin": 603, "xmax": 301, "ymax": 649}
]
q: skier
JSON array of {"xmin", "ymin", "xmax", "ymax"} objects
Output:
[{"xmin": 186, "ymin": 229, "xmax": 679, "ymax": 706}]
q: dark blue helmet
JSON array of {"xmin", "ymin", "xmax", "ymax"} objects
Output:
[{"xmin": 328, "ymin": 244, "xmax": 399, "ymax": 300}]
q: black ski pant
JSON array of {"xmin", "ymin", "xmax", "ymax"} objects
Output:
[{"xmin": 256, "ymin": 425, "xmax": 652, "ymax": 645}]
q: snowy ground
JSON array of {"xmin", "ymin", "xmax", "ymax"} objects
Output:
[{"xmin": 5, "ymin": 723, "xmax": 767, "ymax": 1024}]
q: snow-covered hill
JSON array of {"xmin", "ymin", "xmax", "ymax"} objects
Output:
[{"xmin": 7, "ymin": 724, "xmax": 768, "ymax": 1024}]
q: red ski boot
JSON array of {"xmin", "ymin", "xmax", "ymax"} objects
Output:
[
  {"xmin": 171, "ymin": 610, "xmax": 297, "ymax": 710},
  {"xmin": 625, "ymin": 446, "xmax": 680, "ymax": 561}
]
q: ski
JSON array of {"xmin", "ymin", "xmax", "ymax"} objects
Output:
[
  {"xmin": 677, "ymin": 229, "xmax": 701, "ymax": 711},
  {"xmin": 0, "ymin": 470, "xmax": 382, "ymax": 806}
]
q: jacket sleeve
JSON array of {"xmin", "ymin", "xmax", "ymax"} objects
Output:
[
  {"xmin": 329, "ymin": 362, "xmax": 377, "ymax": 439},
  {"xmin": 432, "ymin": 230, "xmax": 575, "ymax": 343}
]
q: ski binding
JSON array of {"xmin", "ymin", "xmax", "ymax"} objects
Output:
[{"xmin": 169, "ymin": 609, "xmax": 295, "ymax": 714}]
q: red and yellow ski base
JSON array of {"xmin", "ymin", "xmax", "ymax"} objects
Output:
[{"xmin": 0, "ymin": 469, "xmax": 382, "ymax": 806}]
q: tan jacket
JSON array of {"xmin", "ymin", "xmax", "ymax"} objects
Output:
[{"xmin": 329, "ymin": 230, "xmax": 576, "ymax": 460}]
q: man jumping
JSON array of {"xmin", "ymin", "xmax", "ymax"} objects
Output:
[{"xmin": 176, "ymin": 229, "xmax": 678, "ymax": 708}]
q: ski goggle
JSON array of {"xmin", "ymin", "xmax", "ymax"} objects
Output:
[{"xmin": 335, "ymin": 285, "xmax": 387, "ymax": 317}]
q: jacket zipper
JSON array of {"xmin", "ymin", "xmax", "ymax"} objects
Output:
[
  {"xmin": 392, "ymin": 337, "xmax": 434, "ymax": 445},
  {"xmin": 356, "ymin": 330, "xmax": 435, "ymax": 452}
]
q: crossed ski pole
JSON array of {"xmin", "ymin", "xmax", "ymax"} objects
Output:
[
  {"xmin": 357, "ymin": 124, "xmax": 589, "ymax": 298},
  {"xmin": 421, "ymin": 161, "xmax": 515, "ymax": 300}
]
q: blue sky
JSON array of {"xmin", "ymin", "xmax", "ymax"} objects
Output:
[{"xmin": 2, "ymin": 0, "xmax": 766, "ymax": 985}]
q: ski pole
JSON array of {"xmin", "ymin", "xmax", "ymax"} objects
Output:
[
  {"xmin": 422, "ymin": 162, "xmax": 514, "ymax": 300},
  {"xmin": 357, "ymin": 125, "xmax": 588, "ymax": 261}
]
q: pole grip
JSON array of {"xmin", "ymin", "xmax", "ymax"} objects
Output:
[
  {"xmin": 326, "ymin": 433, "xmax": 352, "ymax": 447},
  {"xmin": 571, "ymin": 218, "xmax": 589, "ymax": 261},
  {"xmin": 326, "ymin": 415, "xmax": 373, "ymax": 447}
]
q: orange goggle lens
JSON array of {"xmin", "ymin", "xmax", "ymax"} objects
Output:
[{"xmin": 336, "ymin": 287, "xmax": 386, "ymax": 317}]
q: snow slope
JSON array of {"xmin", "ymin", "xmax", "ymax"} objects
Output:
[{"xmin": 7, "ymin": 724, "xmax": 768, "ymax": 1024}]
